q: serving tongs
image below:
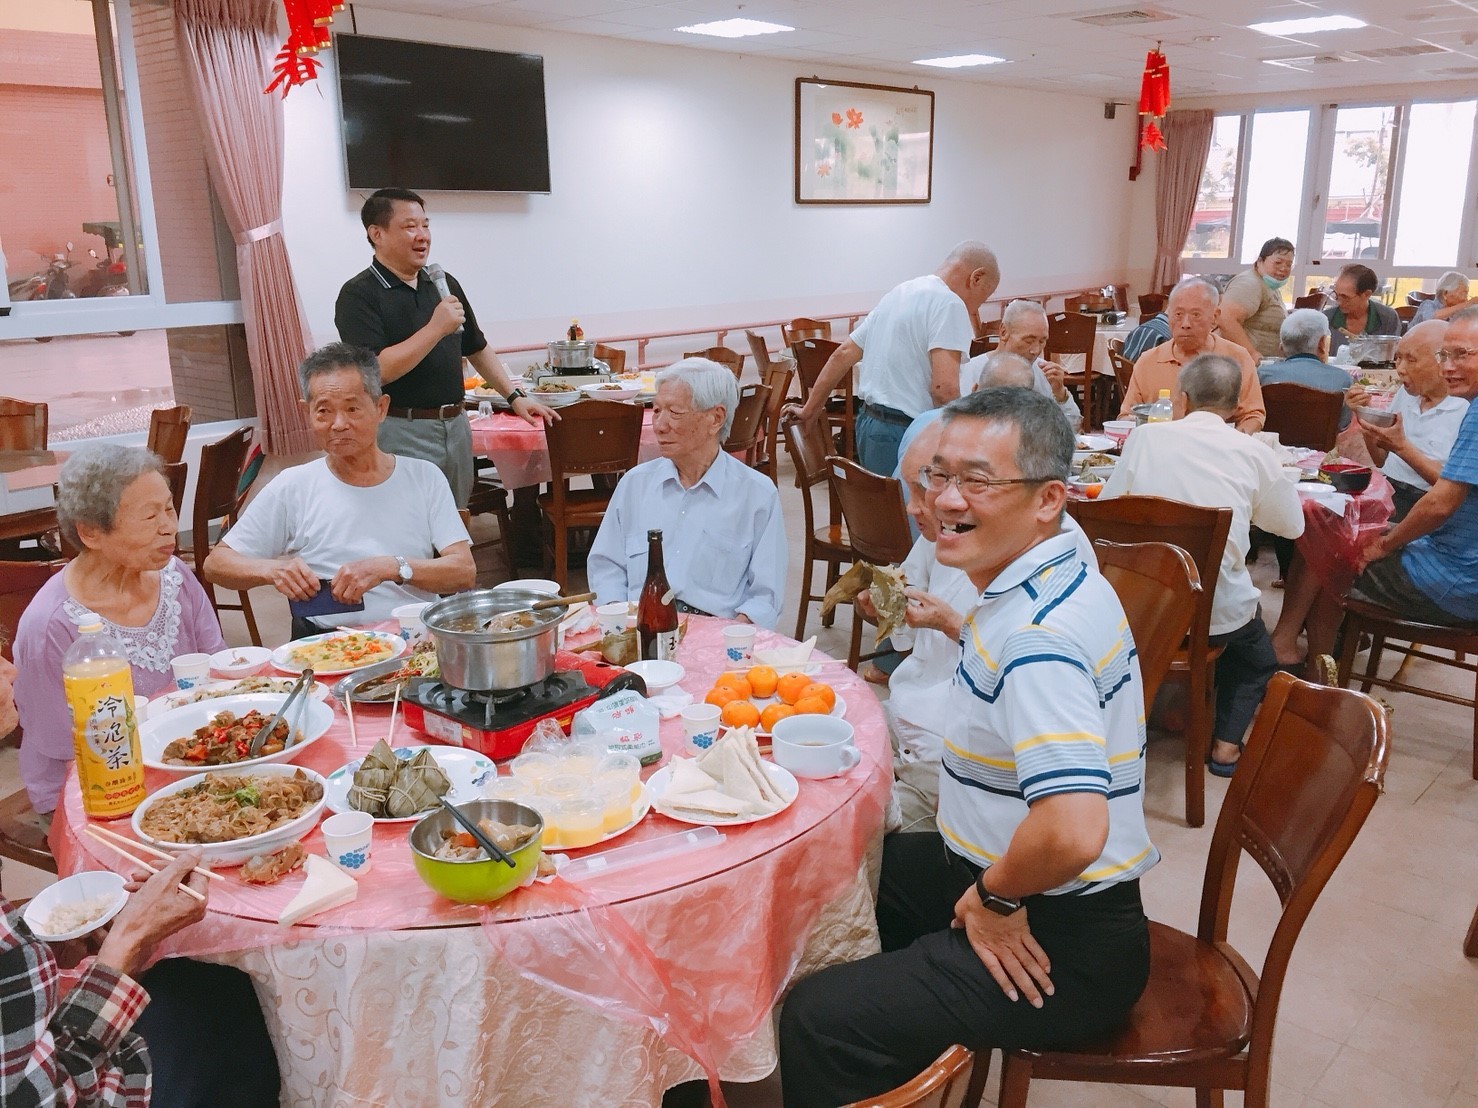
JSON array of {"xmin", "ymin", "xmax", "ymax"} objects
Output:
[
  {"xmin": 477, "ymin": 590, "xmax": 596, "ymax": 632},
  {"xmin": 438, "ymin": 797, "xmax": 517, "ymax": 868},
  {"xmin": 247, "ymin": 669, "xmax": 315, "ymax": 759}
]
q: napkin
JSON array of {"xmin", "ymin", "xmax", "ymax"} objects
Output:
[
  {"xmin": 657, "ymin": 728, "xmax": 785, "ymax": 819},
  {"xmin": 753, "ymin": 637, "xmax": 816, "ymax": 670},
  {"xmin": 646, "ymin": 687, "xmax": 694, "ymax": 719}
]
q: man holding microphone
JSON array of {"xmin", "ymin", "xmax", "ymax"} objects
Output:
[{"xmin": 335, "ymin": 187, "xmax": 555, "ymax": 506}]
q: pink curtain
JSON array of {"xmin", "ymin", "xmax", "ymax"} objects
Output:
[
  {"xmin": 174, "ymin": 0, "xmax": 315, "ymax": 455},
  {"xmin": 1150, "ymin": 108, "xmax": 1215, "ymax": 293}
]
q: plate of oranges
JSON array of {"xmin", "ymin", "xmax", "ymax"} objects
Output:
[{"xmin": 704, "ymin": 666, "xmax": 844, "ymax": 738}]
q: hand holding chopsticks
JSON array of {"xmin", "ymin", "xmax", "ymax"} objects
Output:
[
  {"xmin": 84, "ymin": 824, "xmax": 218, "ymax": 901},
  {"xmin": 90, "ymin": 846, "xmax": 210, "ymax": 980}
]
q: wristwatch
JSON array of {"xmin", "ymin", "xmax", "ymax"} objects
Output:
[
  {"xmin": 975, "ymin": 872, "xmax": 1023, "ymax": 916},
  {"xmin": 506, "ymin": 387, "xmax": 528, "ymax": 404},
  {"xmin": 395, "ymin": 556, "xmax": 413, "ymax": 584}
]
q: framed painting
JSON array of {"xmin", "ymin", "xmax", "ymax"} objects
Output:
[{"xmin": 794, "ymin": 78, "xmax": 935, "ymax": 205}]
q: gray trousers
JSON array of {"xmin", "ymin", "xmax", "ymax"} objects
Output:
[{"xmin": 378, "ymin": 413, "xmax": 474, "ymax": 507}]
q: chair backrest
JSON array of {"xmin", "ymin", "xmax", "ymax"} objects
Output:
[
  {"xmin": 826, "ymin": 456, "xmax": 912, "ymax": 565},
  {"xmin": 1199, "ymin": 671, "xmax": 1388, "ymax": 1058},
  {"xmin": 544, "ymin": 399, "xmax": 644, "ymax": 486},
  {"xmin": 968, "ymin": 334, "xmax": 1000, "ymax": 359},
  {"xmin": 0, "ymin": 398, "xmax": 48, "ymax": 452},
  {"xmin": 594, "ymin": 343, "xmax": 627, "ymax": 375},
  {"xmin": 791, "ymin": 338, "xmax": 841, "ymax": 395},
  {"xmin": 161, "ymin": 460, "xmax": 188, "ymax": 515},
  {"xmin": 1293, "ymin": 292, "xmax": 1326, "ymax": 310},
  {"xmin": 1137, "ymin": 293, "xmax": 1165, "ymax": 318},
  {"xmin": 756, "ymin": 363, "xmax": 795, "ymax": 480},
  {"xmin": 683, "ymin": 347, "xmax": 743, "ymax": 379},
  {"xmin": 1064, "ymin": 294, "xmax": 1089, "ymax": 314},
  {"xmin": 842, "ymin": 1045, "xmax": 976, "ymax": 1108},
  {"xmin": 1394, "ymin": 304, "xmax": 1416, "ymax": 324},
  {"xmin": 1261, "ymin": 381, "xmax": 1344, "ymax": 451},
  {"xmin": 1067, "ymin": 495, "xmax": 1232, "ymax": 648},
  {"xmin": 1093, "ymin": 540, "xmax": 1202, "ymax": 711},
  {"xmin": 782, "ymin": 317, "xmax": 832, "ymax": 346},
  {"xmin": 1108, "ymin": 348, "xmax": 1137, "ymax": 395},
  {"xmin": 744, "ymin": 330, "xmax": 773, "ymax": 374},
  {"xmin": 191, "ymin": 426, "xmax": 254, "ymax": 575},
  {"xmin": 146, "ymin": 404, "xmax": 192, "ymax": 464},
  {"xmin": 722, "ymin": 383, "xmax": 772, "ymax": 455},
  {"xmin": 782, "ymin": 414, "xmax": 834, "ymax": 491},
  {"xmin": 1407, "ymin": 289, "xmax": 1434, "ymax": 306},
  {"xmin": 1, "ymin": 560, "xmax": 64, "ymax": 663},
  {"xmin": 1046, "ymin": 312, "xmax": 1097, "ymax": 376}
]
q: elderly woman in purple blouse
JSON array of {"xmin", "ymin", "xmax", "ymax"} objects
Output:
[{"xmin": 15, "ymin": 443, "xmax": 226, "ymax": 814}]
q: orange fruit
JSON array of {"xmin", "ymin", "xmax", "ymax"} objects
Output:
[
  {"xmin": 720, "ymin": 700, "xmax": 761, "ymax": 729},
  {"xmin": 792, "ymin": 695, "xmax": 830, "ymax": 715},
  {"xmin": 776, "ymin": 672, "xmax": 812, "ymax": 705},
  {"xmin": 705, "ymin": 686, "xmax": 741, "ymax": 709},
  {"xmin": 713, "ymin": 672, "xmax": 753, "ymax": 700},
  {"xmin": 799, "ymin": 682, "xmax": 836, "ymax": 710},
  {"xmin": 746, "ymin": 665, "xmax": 779, "ymax": 699},
  {"xmin": 759, "ymin": 703, "xmax": 796, "ymax": 731}
]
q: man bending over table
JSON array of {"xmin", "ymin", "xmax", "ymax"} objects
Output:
[
  {"xmin": 779, "ymin": 388, "xmax": 1156, "ymax": 1106},
  {"xmin": 204, "ymin": 343, "xmax": 475, "ymax": 639},
  {"xmin": 588, "ymin": 358, "xmax": 786, "ymax": 627}
]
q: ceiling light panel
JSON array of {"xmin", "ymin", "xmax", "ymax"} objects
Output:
[
  {"xmin": 1247, "ymin": 14, "xmax": 1368, "ymax": 35},
  {"xmin": 914, "ymin": 53, "xmax": 1007, "ymax": 67},
  {"xmin": 674, "ymin": 18, "xmax": 794, "ymax": 38}
]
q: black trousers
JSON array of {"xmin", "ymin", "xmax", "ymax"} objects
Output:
[
  {"xmin": 1208, "ymin": 609, "xmax": 1277, "ymax": 748},
  {"xmin": 134, "ymin": 959, "xmax": 280, "ymax": 1107},
  {"xmin": 778, "ymin": 833, "xmax": 1149, "ymax": 1108}
]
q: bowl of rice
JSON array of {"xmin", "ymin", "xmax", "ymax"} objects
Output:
[{"xmin": 24, "ymin": 871, "xmax": 128, "ymax": 942}]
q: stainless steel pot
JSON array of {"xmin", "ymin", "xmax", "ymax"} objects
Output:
[
  {"xmin": 1347, "ymin": 334, "xmax": 1399, "ymax": 368},
  {"xmin": 547, "ymin": 340, "xmax": 594, "ymax": 370},
  {"xmin": 421, "ymin": 590, "xmax": 565, "ymax": 692}
]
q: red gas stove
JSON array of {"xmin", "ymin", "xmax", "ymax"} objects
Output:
[{"xmin": 401, "ymin": 651, "xmax": 644, "ymax": 761}]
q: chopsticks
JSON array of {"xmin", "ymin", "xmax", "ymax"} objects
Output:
[
  {"xmin": 83, "ymin": 825, "xmax": 213, "ymax": 902},
  {"xmin": 344, "ymin": 692, "xmax": 360, "ymax": 751},
  {"xmin": 437, "ymin": 797, "xmax": 516, "ymax": 868},
  {"xmin": 387, "ymin": 683, "xmax": 402, "ymax": 745}
]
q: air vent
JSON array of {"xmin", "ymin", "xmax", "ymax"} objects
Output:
[
  {"xmin": 1074, "ymin": 8, "xmax": 1177, "ymax": 27},
  {"xmin": 1356, "ymin": 43, "xmax": 1448, "ymax": 58},
  {"xmin": 1440, "ymin": 64, "xmax": 1478, "ymax": 75}
]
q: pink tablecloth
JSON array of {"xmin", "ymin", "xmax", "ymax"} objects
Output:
[
  {"xmin": 470, "ymin": 411, "xmax": 660, "ymax": 489},
  {"xmin": 1295, "ymin": 470, "xmax": 1395, "ymax": 592},
  {"xmin": 52, "ymin": 618, "xmax": 890, "ymax": 1106}
]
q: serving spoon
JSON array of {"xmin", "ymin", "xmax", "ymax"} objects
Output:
[{"xmin": 477, "ymin": 591, "xmax": 596, "ymax": 632}]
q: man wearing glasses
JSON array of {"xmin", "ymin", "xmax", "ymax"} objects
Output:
[{"xmin": 780, "ymin": 388, "xmax": 1156, "ymax": 1107}]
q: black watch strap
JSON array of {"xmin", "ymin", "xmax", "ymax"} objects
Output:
[
  {"xmin": 507, "ymin": 387, "xmax": 528, "ymax": 403},
  {"xmin": 975, "ymin": 871, "xmax": 1023, "ymax": 916}
]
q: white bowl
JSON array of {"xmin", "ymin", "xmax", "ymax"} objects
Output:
[
  {"xmin": 131, "ymin": 763, "xmax": 328, "ymax": 867},
  {"xmin": 140, "ymin": 693, "xmax": 334, "ymax": 774},
  {"xmin": 1069, "ymin": 475, "xmax": 1106, "ymax": 493},
  {"xmin": 209, "ymin": 646, "xmax": 273, "ymax": 680},
  {"xmin": 494, "ymin": 579, "xmax": 560, "ymax": 595},
  {"xmin": 624, "ymin": 659, "xmax": 685, "ymax": 693},
  {"xmin": 23, "ymin": 871, "xmax": 128, "ymax": 941},
  {"xmin": 578, "ymin": 382, "xmax": 641, "ymax": 401}
]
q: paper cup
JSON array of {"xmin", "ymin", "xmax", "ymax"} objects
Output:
[
  {"xmin": 722, "ymin": 625, "xmax": 757, "ymax": 667},
  {"xmin": 321, "ymin": 810, "xmax": 374, "ymax": 874},
  {"xmin": 597, "ymin": 602, "xmax": 631, "ymax": 636},
  {"xmin": 170, "ymin": 653, "xmax": 211, "ymax": 690},
  {"xmin": 392, "ymin": 602, "xmax": 431, "ymax": 643},
  {"xmin": 680, "ymin": 703, "xmax": 722, "ymax": 752}
]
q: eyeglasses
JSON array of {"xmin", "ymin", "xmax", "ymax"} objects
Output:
[
  {"xmin": 1436, "ymin": 347, "xmax": 1478, "ymax": 364},
  {"xmin": 918, "ymin": 464, "xmax": 1060, "ymax": 497}
]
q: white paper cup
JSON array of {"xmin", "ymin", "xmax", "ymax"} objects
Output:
[
  {"xmin": 680, "ymin": 703, "xmax": 722, "ymax": 752},
  {"xmin": 392, "ymin": 602, "xmax": 431, "ymax": 643},
  {"xmin": 770, "ymin": 715, "xmax": 861, "ymax": 779},
  {"xmin": 597, "ymin": 602, "xmax": 630, "ymax": 636},
  {"xmin": 321, "ymin": 810, "xmax": 374, "ymax": 874},
  {"xmin": 170, "ymin": 653, "xmax": 212, "ymax": 690},
  {"xmin": 495, "ymin": 579, "xmax": 559, "ymax": 595},
  {"xmin": 722, "ymin": 624, "xmax": 757, "ymax": 668}
]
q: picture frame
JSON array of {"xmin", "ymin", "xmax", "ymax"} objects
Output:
[{"xmin": 794, "ymin": 77, "xmax": 935, "ymax": 205}]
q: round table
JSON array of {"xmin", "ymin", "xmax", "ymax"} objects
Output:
[
  {"xmin": 1294, "ymin": 470, "xmax": 1394, "ymax": 592},
  {"xmin": 52, "ymin": 618, "xmax": 891, "ymax": 1106},
  {"xmin": 470, "ymin": 410, "xmax": 661, "ymax": 489}
]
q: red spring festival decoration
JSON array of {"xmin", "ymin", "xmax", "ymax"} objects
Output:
[
  {"xmin": 1138, "ymin": 45, "xmax": 1170, "ymax": 152},
  {"xmin": 265, "ymin": 0, "xmax": 342, "ymax": 97}
]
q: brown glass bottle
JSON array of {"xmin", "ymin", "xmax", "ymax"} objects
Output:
[{"xmin": 637, "ymin": 529, "xmax": 678, "ymax": 660}]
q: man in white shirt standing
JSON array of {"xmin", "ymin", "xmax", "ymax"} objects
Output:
[
  {"xmin": 588, "ymin": 359, "xmax": 786, "ymax": 627},
  {"xmin": 793, "ymin": 242, "xmax": 999, "ymax": 475},
  {"xmin": 963, "ymin": 299, "xmax": 1081, "ymax": 429},
  {"xmin": 1101, "ymin": 353, "xmax": 1304, "ymax": 775}
]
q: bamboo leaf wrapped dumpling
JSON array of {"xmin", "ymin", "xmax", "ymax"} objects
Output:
[
  {"xmin": 347, "ymin": 739, "xmax": 400, "ymax": 816},
  {"xmin": 346, "ymin": 781, "xmax": 389, "ymax": 817},
  {"xmin": 385, "ymin": 748, "xmax": 451, "ymax": 818}
]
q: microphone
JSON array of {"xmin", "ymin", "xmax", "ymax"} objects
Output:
[{"xmin": 424, "ymin": 263, "xmax": 462, "ymax": 334}]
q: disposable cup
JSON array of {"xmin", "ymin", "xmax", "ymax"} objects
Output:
[
  {"xmin": 392, "ymin": 602, "xmax": 431, "ymax": 643},
  {"xmin": 680, "ymin": 703, "xmax": 722, "ymax": 752},
  {"xmin": 170, "ymin": 653, "xmax": 211, "ymax": 690},
  {"xmin": 722, "ymin": 624, "xmax": 757, "ymax": 668},
  {"xmin": 321, "ymin": 810, "xmax": 374, "ymax": 874},
  {"xmin": 597, "ymin": 602, "xmax": 630, "ymax": 636}
]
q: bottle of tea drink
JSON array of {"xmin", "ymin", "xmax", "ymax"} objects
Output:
[{"xmin": 62, "ymin": 611, "xmax": 146, "ymax": 819}]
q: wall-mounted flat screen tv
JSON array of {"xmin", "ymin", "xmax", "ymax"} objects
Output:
[{"xmin": 336, "ymin": 33, "xmax": 551, "ymax": 193}]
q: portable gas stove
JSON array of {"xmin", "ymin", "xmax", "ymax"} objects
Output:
[{"xmin": 401, "ymin": 651, "xmax": 644, "ymax": 760}]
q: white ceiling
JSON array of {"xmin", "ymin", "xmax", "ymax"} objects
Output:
[{"xmin": 363, "ymin": 0, "xmax": 1478, "ymax": 101}]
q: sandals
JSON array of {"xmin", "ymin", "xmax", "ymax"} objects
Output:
[{"xmin": 1207, "ymin": 755, "xmax": 1239, "ymax": 778}]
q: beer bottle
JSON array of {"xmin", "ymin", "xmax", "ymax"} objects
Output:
[{"xmin": 637, "ymin": 529, "xmax": 678, "ymax": 661}]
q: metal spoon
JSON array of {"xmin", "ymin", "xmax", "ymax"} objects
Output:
[
  {"xmin": 478, "ymin": 591, "xmax": 596, "ymax": 631},
  {"xmin": 438, "ymin": 797, "xmax": 517, "ymax": 868}
]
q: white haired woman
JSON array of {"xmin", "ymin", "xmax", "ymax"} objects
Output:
[
  {"xmin": 14, "ymin": 443, "xmax": 226, "ymax": 814},
  {"xmin": 1412, "ymin": 271, "xmax": 1473, "ymax": 325}
]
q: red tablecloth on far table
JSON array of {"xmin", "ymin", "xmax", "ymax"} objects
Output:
[
  {"xmin": 1295, "ymin": 470, "xmax": 1395, "ymax": 593},
  {"xmin": 470, "ymin": 410, "xmax": 660, "ymax": 489}
]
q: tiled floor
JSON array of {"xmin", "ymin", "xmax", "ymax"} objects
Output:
[{"xmin": 5, "ymin": 445, "xmax": 1475, "ymax": 1107}]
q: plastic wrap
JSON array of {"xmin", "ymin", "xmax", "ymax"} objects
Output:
[
  {"xmin": 468, "ymin": 411, "xmax": 659, "ymax": 489},
  {"xmin": 1296, "ymin": 468, "xmax": 1395, "ymax": 593}
]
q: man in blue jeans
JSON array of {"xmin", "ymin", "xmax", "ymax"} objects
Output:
[{"xmin": 791, "ymin": 243, "xmax": 999, "ymax": 475}]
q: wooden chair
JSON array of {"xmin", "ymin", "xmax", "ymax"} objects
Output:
[
  {"xmin": 1046, "ymin": 311, "xmax": 1103, "ymax": 429},
  {"xmin": 161, "ymin": 460, "xmax": 188, "ymax": 515},
  {"xmin": 791, "ymin": 337, "xmax": 855, "ymax": 460},
  {"xmin": 537, "ymin": 400, "xmax": 644, "ymax": 591},
  {"xmin": 1407, "ymin": 290, "xmax": 1435, "ymax": 306},
  {"xmin": 782, "ymin": 416, "xmax": 853, "ymax": 641},
  {"xmin": 184, "ymin": 426, "xmax": 262, "ymax": 647},
  {"xmin": 1293, "ymin": 292, "xmax": 1327, "ymax": 310},
  {"xmin": 1, "ymin": 560, "xmax": 64, "ymax": 665},
  {"xmin": 1137, "ymin": 293, "xmax": 1165, "ymax": 318},
  {"xmin": 1068, "ymin": 496, "xmax": 1232, "ymax": 827},
  {"xmin": 466, "ymin": 461, "xmax": 520, "ymax": 577},
  {"xmin": 1336, "ymin": 599, "xmax": 1478, "ymax": 778},
  {"xmin": 0, "ymin": 398, "xmax": 48, "ymax": 451},
  {"xmin": 1107, "ymin": 348, "xmax": 1136, "ymax": 418},
  {"xmin": 1260, "ymin": 382, "xmax": 1344, "ymax": 452},
  {"xmin": 744, "ymin": 329, "xmax": 776, "ymax": 375},
  {"xmin": 753, "ymin": 361, "xmax": 795, "ymax": 482},
  {"xmin": 683, "ymin": 346, "xmax": 744, "ymax": 379},
  {"xmin": 782, "ymin": 317, "xmax": 832, "ymax": 345},
  {"xmin": 146, "ymin": 404, "xmax": 192, "ymax": 464},
  {"xmin": 721, "ymin": 383, "xmax": 772, "ymax": 465},
  {"xmin": 1093, "ymin": 540, "xmax": 1203, "ymax": 711},
  {"xmin": 594, "ymin": 343, "xmax": 627, "ymax": 375},
  {"xmin": 975, "ymin": 673, "xmax": 1389, "ymax": 1108},
  {"xmin": 825, "ymin": 456, "xmax": 913, "ymax": 670},
  {"xmin": 967, "ymin": 334, "xmax": 1000, "ymax": 359},
  {"xmin": 845, "ymin": 1045, "xmax": 975, "ymax": 1108}
]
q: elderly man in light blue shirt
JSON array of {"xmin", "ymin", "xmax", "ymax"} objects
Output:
[{"xmin": 588, "ymin": 358, "xmax": 787, "ymax": 627}]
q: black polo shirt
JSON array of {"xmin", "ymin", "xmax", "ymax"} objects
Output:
[{"xmin": 334, "ymin": 257, "xmax": 489, "ymax": 409}]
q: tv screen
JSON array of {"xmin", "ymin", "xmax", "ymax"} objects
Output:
[{"xmin": 336, "ymin": 34, "xmax": 551, "ymax": 194}]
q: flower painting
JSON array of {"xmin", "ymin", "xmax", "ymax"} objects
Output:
[{"xmin": 795, "ymin": 78, "xmax": 934, "ymax": 204}]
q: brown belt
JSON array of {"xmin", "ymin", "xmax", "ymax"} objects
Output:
[{"xmin": 386, "ymin": 404, "xmax": 464, "ymax": 420}]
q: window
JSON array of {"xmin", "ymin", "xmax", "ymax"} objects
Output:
[
  {"xmin": 1320, "ymin": 106, "xmax": 1398, "ymax": 260},
  {"xmin": 1392, "ymin": 100, "xmax": 1477, "ymax": 268},
  {"xmin": 1239, "ymin": 110, "xmax": 1309, "ymax": 264},
  {"xmin": 1183, "ymin": 115, "xmax": 1241, "ymax": 258}
]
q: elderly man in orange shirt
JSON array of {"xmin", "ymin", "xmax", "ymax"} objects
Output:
[{"xmin": 1119, "ymin": 277, "xmax": 1266, "ymax": 433}]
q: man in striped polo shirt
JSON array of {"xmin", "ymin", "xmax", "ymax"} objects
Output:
[{"xmin": 780, "ymin": 388, "xmax": 1157, "ymax": 1107}]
